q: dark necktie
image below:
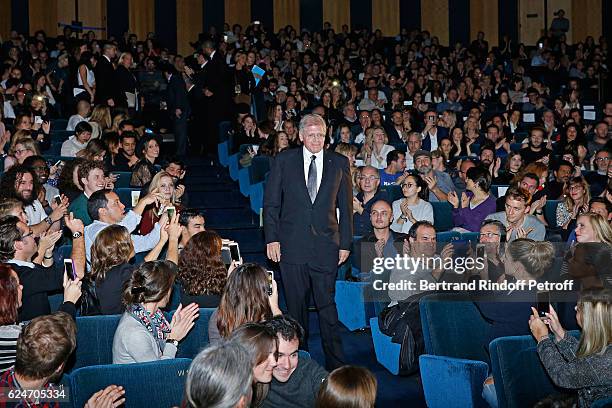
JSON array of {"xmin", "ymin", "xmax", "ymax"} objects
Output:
[{"xmin": 307, "ymin": 155, "xmax": 317, "ymax": 203}]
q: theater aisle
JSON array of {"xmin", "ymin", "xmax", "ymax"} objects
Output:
[{"xmin": 183, "ymin": 158, "xmax": 425, "ymax": 407}]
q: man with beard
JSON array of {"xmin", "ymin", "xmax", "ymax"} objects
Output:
[
  {"xmin": 261, "ymin": 315, "xmax": 328, "ymax": 408},
  {"xmin": 413, "ymin": 150, "xmax": 455, "ymax": 202},
  {"xmin": 546, "ymin": 160, "xmax": 573, "ymax": 200},
  {"xmin": 22, "ymin": 155, "xmax": 60, "ymax": 209},
  {"xmin": 0, "ymin": 164, "xmax": 68, "ymax": 236},
  {"xmin": 109, "ymin": 131, "xmax": 139, "ymax": 172},
  {"xmin": 484, "ymin": 124, "xmax": 509, "ymax": 160},
  {"xmin": 520, "ymin": 126, "xmax": 552, "ymax": 165},
  {"xmin": 0, "ymin": 312, "xmax": 77, "ymax": 406}
]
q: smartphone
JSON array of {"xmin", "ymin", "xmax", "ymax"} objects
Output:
[
  {"xmin": 54, "ymin": 195, "xmax": 62, "ymax": 205},
  {"xmin": 130, "ymin": 190, "xmax": 141, "ymax": 207},
  {"xmin": 166, "ymin": 206, "xmax": 176, "ymax": 219},
  {"xmin": 267, "ymin": 270, "xmax": 274, "ymax": 296},
  {"xmin": 221, "ymin": 246, "xmax": 232, "ymax": 265},
  {"xmin": 536, "ymin": 291, "xmax": 550, "ymax": 318},
  {"xmin": 223, "ymin": 35, "xmax": 228, "ymax": 42},
  {"xmin": 54, "ymin": 160, "xmax": 64, "ymax": 168},
  {"xmin": 428, "ymin": 115, "xmax": 435, "ymax": 122},
  {"xmin": 253, "ymin": 20, "xmax": 261, "ymax": 25},
  {"xmin": 34, "ymin": 116, "xmax": 43, "ymax": 124},
  {"xmin": 64, "ymin": 259, "xmax": 76, "ymax": 281},
  {"xmin": 229, "ymin": 242, "xmax": 241, "ymax": 262},
  {"xmin": 403, "ymin": 100, "xmax": 413, "ymax": 106},
  {"xmin": 451, "ymin": 239, "xmax": 471, "ymax": 258}
]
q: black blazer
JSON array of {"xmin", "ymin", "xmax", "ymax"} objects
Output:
[
  {"xmin": 94, "ymin": 55, "xmax": 117, "ymax": 105},
  {"xmin": 264, "ymin": 147, "xmax": 353, "ymax": 267},
  {"xmin": 166, "ymin": 74, "xmax": 189, "ymax": 113}
]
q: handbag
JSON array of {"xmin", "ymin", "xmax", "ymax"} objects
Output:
[{"xmin": 78, "ymin": 279, "xmax": 102, "ymax": 316}]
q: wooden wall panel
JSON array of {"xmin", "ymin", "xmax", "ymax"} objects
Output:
[
  {"xmin": 56, "ymin": 0, "xmax": 76, "ymax": 36},
  {"xmin": 518, "ymin": 0, "xmax": 544, "ymax": 45},
  {"xmin": 29, "ymin": 0, "xmax": 59, "ymax": 36},
  {"xmin": 78, "ymin": 0, "xmax": 107, "ymax": 39},
  {"xmin": 372, "ymin": 0, "xmax": 399, "ymax": 36},
  {"xmin": 322, "ymin": 0, "xmax": 350, "ymax": 32},
  {"xmin": 176, "ymin": 0, "xmax": 202, "ymax": 55},
  {"xmin": 129, "ymin": 0, "xmax": 154, "ymax": 40},
  {"xmin": 421, "ymin": 0, "xmax": 448, "ymax": 45},
  {"xmin": 225, "ymin": 0, "xmax": 251, "ymax": 29},
  {"xmin": 548, "ymin": 0, "xmax": 572, "ymax": 43},
  {"xmin": 470, "ymin": 0, "xmax": 497, "ymax": 47},
  {"xmin": 274, "ymin": 0, "xmax": 300, "ymax": 31},
  {"xmin": 572, "ymin": 0, "xmax": 601, "ymax": 42},
  {"xmin": 0, "ymin": 0, "xmax": 11, "ymax": 39}
]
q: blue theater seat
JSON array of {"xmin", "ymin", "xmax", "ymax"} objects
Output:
[
  {"xmin": 335, "ymin": 281, "xmax": 375, "ymax": 331},
  {"xmin": 381, "ymin": 184, "xmax": 403, "ymax": 203},
  {"xmin": 369, "ymin": 317, "xmax": 401, "ymax": 375},
  {"xmin": 436, "ymin": 231, "xmax": 460, "ymax": 242},
  {"xmin": 69, "ymin": 358, "xmax": 192, "ymax": 408},
  {"xmin": 431, "ymin": 201, "xmax": 453, "ymax": 232},
  {"xmin": 167, "ymin": 307, "xmax": 216, "ymax": 359},
  {"xmin": 111, "ymin": 171, "xmax": 133, "ymax": 189},
  {"xmin": 71, "ymin": 315, "xmax": 122, "ymax": 371},
  {"xmin": 115, "ymin": 187, "xmax": 142, "ymax": 209}
]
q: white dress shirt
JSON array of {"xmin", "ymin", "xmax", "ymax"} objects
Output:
[{"xmin": 303, "ymin": 147, "xmax": 324, "ymax": 194}]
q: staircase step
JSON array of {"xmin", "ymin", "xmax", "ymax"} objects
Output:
[{"xmin": 201, "ymin": 208, "xmax": 257, "ymax": 225}]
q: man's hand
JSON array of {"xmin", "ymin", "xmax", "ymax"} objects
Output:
[
  {"xmin": 38, "ymin": 230, "xmax": 63, "ymax": 253},
  {"xmin": 49, "ymin": 196, "xmax": 69, "ymax": 223},
  {"xmin": 460, "ymin": 192, "xmax": 469, "ymax": 208},
  {"xmin": 175, "ymin": 108, "xmax": 182, "ymax": 118},
  {"xmin": 375, "ymin": 239, "xmax": 386, "ymax": 258},
  {"xmin": 448, "ymin": 191, "xmax": 460, "ymax": 208},
  {"xmin": 175, "ymin": 185, "xmax": 185, "ymax": 200},
  {"xmin": 338, "ymin": 249, "xmax": 350, "ymax": 265},
  {"xmin": 423, "ymin": 174, "xmax": 438, "ymax": 190},
  {"xmin": 204, "ymin": 89, "xmax": 213, "ymax": 97},
  {"xmin": 267, "ymin": 242, "xmax": 281, "ymax": 262},
  {"xmin": 352, "ymin": 197, "xmax": 364, "ymax": 214},
  {"xmin": 64, "ymin": 212, "xmax": 85, "ymax": 234}
]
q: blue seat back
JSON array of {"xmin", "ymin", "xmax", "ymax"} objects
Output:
[
  {"xmin": 381, "ymin": 184, "xmax": 403, "ymax": 203},
  {"xmin": 431, "ymin": 201, "xmax": 453, "ymax": 231},
  {"xmin": 69, "ymin": 358, "xmax": 192, "ymax": 408},
  {"xmin": 489, "ymin": 332, "xmax": 580, "ymax": 408},
  {"xmin": 250, "ymin": 156, "xmax": 271, "ymax": 185},
  {"xmin": 436, "ymin": 231, "xmax": 460, "ymax": 242},
  {"xmin": 420, "ymin": 293, "xmax": 491, "ymax": 362},
  {"xmin": 111, "ymin": 172, "xmax": 133, "ymax": 189},
  {"xmin": 115, "ymin": 187, "xmax": 142, "ymax": 209},
  {"xmin": 71, "ymin": 315, "xmax": 122, "ymax": 371},
  {"xmin": 166, "ymin": 308, "xmax": 216, "ymax": 359},
  {"xmin": 218, "ymin": 121, "xmax": 232, "ymax": 143},
  {"xmin": 544, "ymin": 200, "xmax": 560, "ymax": 227}
]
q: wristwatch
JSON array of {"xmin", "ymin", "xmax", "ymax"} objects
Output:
[
  {"xmin": 166, "ymin": 338, "xmax": 179, "ymax": 347},
  {"xmin": 46, "ymin": 217, "xmax": 54, "ymax": 225},
  {"xmin": 72, "ymin": 231, "xmax": 83, "ymax": 239}
]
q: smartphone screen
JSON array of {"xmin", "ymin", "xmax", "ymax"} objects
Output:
[
  {"xmin": 54, "ymin": 195, "xmax": 62, "ymax": 205},
  {"xmin": 476, "ymin": 244, "xmax": 485, "ymax": 259},
  {"xmin": 64, "ymin": 259, "xmax": 76, "ymax": 281},
  {"xmin": 166, "ymin": 206, "xmax": 175, "ymax": 219},
  {"xmin": 536, "ymin": 291, "xmax": 550, "ymax": 318},
  {"xmin": 229, "ymin": 243, "xmax": 241, "ymax": 262},
  {"xmin": 267, "ymin": 270, "xmax": 274, "ymax": 296},
  {"xmin": 221, "ymin": 247, "xmax": 232, "ymax": 266}
]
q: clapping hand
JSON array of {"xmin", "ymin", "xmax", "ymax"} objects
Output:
[
  {"xmin": 448, "ymin": 191, "xmax": 460, "ymax": 208},
  {"xmin": 85, "ymin": 385, "xmax": 125, "ymax": 408},
  {"xmin": 169, "ymin": 303, "xmax": 199, "ymax": 342}
]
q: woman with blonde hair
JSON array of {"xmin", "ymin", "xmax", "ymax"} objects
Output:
[
  {"xmin": 139, "ymin": 170, "xmax": 184, "ymax": 234},
  {"xmin": 88, "ymin": 105, "xmax": 112, "ymax": 139},
  {"xmin": 4, "ymin": 135, "xmax": 41, "ymax": 171},
  {"xmin": 529, "ymin": 289, "xmax": 612, "ymax": 407},
  {"xmin": 316, "ymin": 366, "xmax": 377, "ymax": 408},
  {"xmin": 556, "ymin": 177, "xmax": 591, "ymax": 238},
  {"xmin": 360, "ymin": 126, "xmax": 393, "ymax": 170},
  {"xmin": 575, "ymin": 212, "xmax": 612, "ymax": 244}
]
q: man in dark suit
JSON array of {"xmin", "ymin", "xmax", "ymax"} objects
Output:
[
  {"xmin": 264, "ymin": 114, "xmax": 353, "ymax": 369},
  {"xmin": 198, "ymin": 40, "xmax": 232, "ymax": 156},
  {"xmin": 421, "ymin": 110, "xmax": 449, "ymax": 151},
  {"xmin": 163, "ymin": 64, "xmax": 190, "ymax": 157},
  {"xmin": 94, "ymin": 43, "xmax": 119, "ymax": 107}
]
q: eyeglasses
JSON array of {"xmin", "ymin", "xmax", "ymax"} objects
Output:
[
  {"xmin": 568, "ymin": 185, "xmax": 583, "ymax": 191},
  {"xmin": 595, "ymin": 157, "xmax": 609, "ymax": 162},
  {"xmin": 400, "ymin": 182, "xmax": 416, "ymax": 188},
  {"xmin": 359, "ymin": 176, "xmax": 379, "ymax": 182},
  {"xmin": 479, "ymin": 232, "xmax": 500, "ymax": 239},
  {"xmin": 21, "ymin": 230, "xmax": 34, "ymax": 240}
]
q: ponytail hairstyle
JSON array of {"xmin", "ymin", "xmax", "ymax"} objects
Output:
[
  {"xmin": 506, "ymin": 238, "xmax": 554, "ymax": 278},
  {"xmin": 122, "ymin": 260, "xmax": 177, "ymax": 305}
]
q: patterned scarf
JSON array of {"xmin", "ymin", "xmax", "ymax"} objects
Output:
[{"xmin": 126, "ymin": 303, "xmax": 171, "ymax": 352}]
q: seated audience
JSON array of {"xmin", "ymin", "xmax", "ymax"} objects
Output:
[
  {"xmin": 0, "ymin": 312, "xmax": 76, "ymax": 406},
  {"xmin": 390, "ymin": 172, "xmax": 433, "ymax": 234},
  {"xmin": 61, "ymin": 121, "xmax": 93, "ymax": 157},
  {"xmin": 486, "ymin": 187, "xmax": 546, "ymax": 241},
  {"xmin": 76, "ymin": 138, "xmax": 108, "ymax": 161},
  {"xmin": 109, "ymin": 130, "xmax": 139, "ymax": 171},
  {"xmin": 546, "ymin": 160, "xmax": 574, "ymax": 200},
  {"xmin": 520, "ymin": 127, "xmax": 552, "ymax": 165},
  {"xmin": 262, "ymin": 315, "xmax": 328, "ymax": 408},
  {"xmin": 0, "ymin": 198, "xmax": 28, "ymax": 224},
  {"xmin": 528, "ymin": 289, "xmax": 612, "ymax": 407},
  {"xmin": 112, "ymin": 260, "xmax": 199, "ymax": 364},
  {"xmin": 413, "ymin": 150, "xmax": 455, "ymax": 202},
  {"xmin": 361, "ymin": 126, "xmax": 394, "ymax": 169},
  {"xmin": 0, "ymin": 214, "xmax": 84, "ymax": 321},
  {"xmin": 315, "ymin": 365, "xmax": 377, "ymax": 408},
  {"xmin": 57, "ymin": 157, "xmax": 87, "ymax": 202},
  {"xmin": 492, "ymin": 151, "xmax": 523, "ymax": 185},
  {"xmin": 4, "ymin": 134, "xmax": 40, "ymax": 171},
  {"xmin": 229, "ymin": 323, "xmax": 279, "ymax": 408},
  {"xmin": 178, "ymin": 231, "xmax": 227, "ymax": 308},
  {"xmin": 472, "ymin": 220, "xmax": 506, "ymax": 283},
  {"xmin": 556, "ymin": 176, "xmax": 590, "ymax": 240},
  {"xmin": 185, "ymin": 341, "xmax": 253, "ymax": 408},
  {"xmin": 67, "ymin": 99, "xmax": 91, "ymax": 130},
  {"xmin": 379, "ymin": 150, "xmax": 406, "ymax": 186},
  {"xmin": 22, "ymin": 155, "xmax": 60, "ymax": 209},
  {"xmin": 585, "ymin": 149, "xmax": 610, "ymax": 197},
  {"xmin": 68, "ymin": 160, "xmax": 107, "ymax": 226},
  {"xmin": 449, "ymin": 166, "xmax": 496, "ymax": 232},
  {"xmin": 209, "ymin": 263, "xmax": 281, "ymax": 344}
]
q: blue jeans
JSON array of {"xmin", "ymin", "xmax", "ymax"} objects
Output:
[{"xmin": 482, "ymin": 378, "xmax": 498, "ymax": 408}]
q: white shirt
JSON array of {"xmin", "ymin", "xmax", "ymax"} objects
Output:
[
  {"xmin": 25, "ymin": 200, "xmax": 48, "ymax": 225},
  {"xmin": 61, "ymin": 135, "xmax": 88, "ymax": 157},
  {"xmin": 67, "ymin": 114, "xmax": 87, "ymax": 131},
  {"xmin": 422, "ymin": 129, "xmax": 439, "ymax": 151},
  {"xmin": 303, "ymin": 147, "xmax": 323, "ymax": 193}
]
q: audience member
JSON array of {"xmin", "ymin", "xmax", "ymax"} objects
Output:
[
  {"xmin": 413, "ymin": 150, "xmax": 455, "ymax": 202},
  {"xmin": 68, "ymin": 160, "xmax": 108, "ymax": 225},
  {"xmin": 112, "ymin": 260, "xmax": 199, "ymax": 364},
  {"xmin": 178, "ymin": 208, "xmax": 206, "ymax": 249},
  {"xmin": 380, "ymin": 150, "xmax": 406, "ymax": 186},
  {"xmin": 315, "ymin": 365, "xmax": 377, "ymax": 408},
  {"xmin": 130, "ymin": 134, "xmax": 161, "ymax": 187},
  {"xmin": 353, "ymin": 166, "xmax": 388, "ymax": 236},
  {"xmin": 449, "ymin": 166, "xmax": 496, "ymax": 232},
  {"xmin": 61, "ymin": 121, "xmax": 93, "ymax": 157},
  {"xmin": 139, "ymin": 171, "xmax": 184, "ymax": 234},
  {"xmin": 486, "ymin": 187, "xmax": 546, "ymax": 241},
  {"xmin": 109, "ymin": 130, "xmax": 139, "ymax": 171},
  {"xmin": 361, "ymin": 126, "xmax": 394, "ymax": 169},
  {"xmin": 390, "ymin": 171, "xmax": 433, "ymax": 234}
]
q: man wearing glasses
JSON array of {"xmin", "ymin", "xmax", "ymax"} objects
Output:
[
  {"xmin": 353, "ymin": 166, "xmax": 389, "ymax": 236},
  {"xmin": 585, "ymin": 149, "xmax": 610, "ymax": 197},
  {"xmin": 472, "ymin": 220, "xmax": 506, "ymax": 283}
]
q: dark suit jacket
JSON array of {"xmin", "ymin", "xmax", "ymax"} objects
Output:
[
  {"xmin": 116, "ymin": 65, "xmax": 138, "ymax": 107},
  {"xmin": 94, "ymin": 55, "xmax": 118, "ymax": 105},
  {"xmin": 264, "ymin": 147, "xmax": 353, "ymax": 267},
  {"xmin": 166, "ymin": 74, "xmax": 189, "ymax": 114},
  {"xmin": 421, "ymin": 126, "xmax": 449, "ymax": 151}
]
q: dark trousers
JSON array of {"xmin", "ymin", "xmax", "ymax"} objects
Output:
[
  {"xmin": 173, "ymin": 114, "xmax": 189, "ymax": 158},
  {"xmin": 280, "ymin": 261, "xmax": 345, "ymax": 369}
]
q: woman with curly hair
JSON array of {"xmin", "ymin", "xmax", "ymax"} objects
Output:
[{"xmin": 178, "ymin": 231, "xmax": 227, "ymax": 308}]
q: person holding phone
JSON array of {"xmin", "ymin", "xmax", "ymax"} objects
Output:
[
  {"xmin": 421, "ymin": 110, "xmax": 449, "ymax": 151},
  {"xmin": 138, "ymin": 171, "xmax": 184, "ymax": 235}
]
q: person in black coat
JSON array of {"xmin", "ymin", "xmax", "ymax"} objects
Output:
[
  {"xmin": 163, "ymin": 64, "xmax": 190, "ymax": 157},
  {"xmin": 94, "ymin": 43, "xmax": 119, "ymax": 107},
  {"xmin": 264, "ymin": 114, "xmax": 353, "ymax": 370},
  {"xmin": 116, "ymin": 52, "xmax": 139, "ymax": 111}
]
